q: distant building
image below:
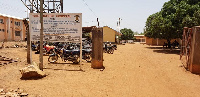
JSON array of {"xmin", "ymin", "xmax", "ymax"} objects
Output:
[
  {"xmin": 0, "ymin": 13, "xmax": 26, "ymax": 41},
  {"xmin": 82, "ymin": 26, "xmax": 122, "ymax": 43},
  {"xmin": 134, "ymin": 35, "xmax": 146, "ymax": 43},
  {"xmin": 103, "ymin": 26, "xmax": 121, "ymax": 43}
]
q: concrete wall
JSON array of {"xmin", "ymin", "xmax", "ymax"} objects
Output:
[
  {"xmin": 146, "ymin": 37, "xmax": 152, "ymax": 45},
  {"xmin": 0, "ymin": 16, "xmax": 5, "ymax": 41},
  {"xmin": 146, "ymin": 37, "xmax": 180, "ymax": 46}
]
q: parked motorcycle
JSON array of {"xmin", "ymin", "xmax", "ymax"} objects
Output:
[
  {"xmin": 48, "ymin": 48, "xmax": 80, "ymax": 64},
  {"xmin": 107, "ymin": 46, "xmax": 114, "ymax": 54},
  {"xmin": 43, "ymin": 45, "xmax": 55, "ymax": 55},
  {"xmin": 31, "ymin": 44, "xmax": 37, "ymax": 51},
  {"xmin": 113, "ymin": 44, "xmax": 117, "ymax": 50},
  {"xmin": 103, "ymin": 45, "xmax": 114, "ymax": 54},
  {"xmin": 82, "ymin": 48, "xmax": 92, "ymax": 62}
]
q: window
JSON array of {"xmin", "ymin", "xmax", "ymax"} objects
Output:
[
  {"xmin": 15, "ymin": 31, "xmax": 21, "ymax": 36},
  {"xmin": 15, "ymin": 22, "xmax": 20, "ymax": 26},
  {"xmin": 0, "ymin": 19, "xmax": 3, "ymax": 24},
  {"xmin": 0, "ymin": 29, "xmax": 4, "ymax": 32}
]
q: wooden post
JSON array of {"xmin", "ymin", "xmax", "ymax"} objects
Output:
[
  {"xmin": 39, "ymin": 0, "xmax": 44, "ymax": 70},
  {"xmin": 91, "ymin": 27, "xmax": 104, "ymax": 69},
  {"xmin": 27, "ymin": 5, "xmax": 33, "ymax": 64},
  {"xmin": 27, "ymin": 24, "xmax": 31, "ymax": 64}
]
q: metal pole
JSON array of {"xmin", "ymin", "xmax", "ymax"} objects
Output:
[
  {"xmin": 53, "ymin": 0, "xmax": 55, "ymax": 13},
  {"xmin": 61, "ymin": 0, "xmax": 63, "ymax": 13},
  {"xmin": 39, "ymin": 0, "xmax": 44, "ymax": 70}
]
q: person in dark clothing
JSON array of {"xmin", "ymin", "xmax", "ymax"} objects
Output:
[
  {"xmin": 163, "ymin": 42, "xmax": 168, "ymax": 48},
  {"xmin": 168, "ymin": 40, "xmax": 171, "ymax": 48},
  {"xmin": 172, "ymin": 40, "xmax": 179, "ymax": 48}
]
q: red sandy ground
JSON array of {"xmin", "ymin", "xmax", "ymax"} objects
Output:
[{"xmin": 1, "ymin": 42, "xmax": 200, "ymax": 97}]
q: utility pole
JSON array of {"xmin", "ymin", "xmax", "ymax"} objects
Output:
[
  {"xmin": 97, "ymin": 18, "xmax": 99, "ymax": 27},
  {"xmin": 39, "ymin": 0, "xmax": 44, "ymax": 70},
  {"xmin": 118, "ymin": 18, "xmax": 122, "ymax": 32},
  {"xmin": 117, "ymin": 18, "xmax": 122, "ymax": 44},
  {"xmin": 26, "ymin": 1, "xmax": 33, "ymax": 64}
]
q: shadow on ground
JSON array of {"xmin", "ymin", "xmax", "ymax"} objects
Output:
[
  {"xmin": 43, "ymin": 67, "xmax": 84, "ymax": 72},
  {"xmin": 48, "ymin": 62, "xmax": 80, "ymax": 65},
  {"xmin": 146, "ymin": 46, "xmax": 180, "ymax": 55}
]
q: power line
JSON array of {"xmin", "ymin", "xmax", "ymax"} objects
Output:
[
  {"xmin": 81, "ymin": 0, "xmax": 108, "ymax": 27},
  {"xmin": 82, "ymin": 0, "xmax": 98, "ymax": 18}
]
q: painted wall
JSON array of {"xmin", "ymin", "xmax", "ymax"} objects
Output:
[
  {"xmin": 103, "ymin": 26, "xmax": 116, "ymax": 43},
  {"xmin": 0, "ymin": 14, "xmax": 26, "ymax": 42},
  {"xmin": 146, "ymin": 37, "xmax": 181, "ymax": 46},
  {"xmin": 0, "ymin": 16, "xmax": 6, "ymax": 41},
  {"xmin": 146, "ymin": 37, "xmax": 153, "ymax": 45}
]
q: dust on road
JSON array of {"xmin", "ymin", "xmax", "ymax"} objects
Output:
[{"xmin": 1, "ymin": 43, "xmax": 200, "ymax": 97}]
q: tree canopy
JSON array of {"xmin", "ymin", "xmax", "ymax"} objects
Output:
[
  {"xmin": 120, "ymin": 28, "xmax": 135, "ymax": 40},
  {"xmin": 145, "ymin": 0, "xmax": 200, "ymax": 40}
]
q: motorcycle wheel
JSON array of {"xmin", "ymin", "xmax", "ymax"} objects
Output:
[
  {"xmin": 110, "ymin": 49, "xmax": 114, "ymax": 54},
  {"xmin": 48, "ymin": 55, "xmax": 58, "ymax": 63},
  {"xmin": 103, "ymin": 48, "xmax": 107, "ymax": 53},
  {"xmin": 73, "ymin": 55, "xmax": 80, "ymax": 64},
  {"xmin": 86, "ymin": 54, "xmax": 92, "ymax": 62},
  {"xmin": 108, "ymin": 49, "xmax": 111, "ymax": 54},
  {"xmin": 49, "ymin": 49, "xmax": 54, "ymax": 54},
  {"xmin": 31, "ymin": 47, "xmax": 35, "ymax": 51}
]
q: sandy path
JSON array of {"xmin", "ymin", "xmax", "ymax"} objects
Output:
[{"xmin": 1, "ymin": 43, "xmax": 200, "ymax": 97}]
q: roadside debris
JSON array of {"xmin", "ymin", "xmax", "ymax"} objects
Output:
[
  {"xmin": 0, "ymin": 88, "xmax": 28, "ymax": 97},
  {"xmin": 0, "ymin": 55, "xmax": 18, "ymax": 66},
  {"xmin": 19, "ymin": 62, "xmax": 47, "ymax": 79}
]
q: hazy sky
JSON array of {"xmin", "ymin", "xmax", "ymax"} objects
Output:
[{"xmin": 0, "ymin": 0, "xmax": 169, "ymax": 33}]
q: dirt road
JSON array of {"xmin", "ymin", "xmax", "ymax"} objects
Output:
[{"xmin": 1, "ymin": 43, "xmax": 200, "ymax": 97}]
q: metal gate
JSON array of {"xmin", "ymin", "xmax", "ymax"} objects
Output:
[{"xmin": 180, "ymin": 27, "xmax": 193, "ymax": 70}]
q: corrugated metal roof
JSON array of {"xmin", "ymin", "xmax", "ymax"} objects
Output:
[{"xmin": 0, "ymin": 13, "xmax": 23, "ymax": 20}]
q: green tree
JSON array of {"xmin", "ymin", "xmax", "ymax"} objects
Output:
[
  {"xmin": 145, "ymin": 0, "xmax": 200, "ymax": 42},
  {"xmin": 120, "ymin": 28, "xmax": 134, "ymax": 40}
]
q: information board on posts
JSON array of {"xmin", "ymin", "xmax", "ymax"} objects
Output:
[{"xmin": 29, "ymin": 13, "xmax": 82, "ymax": 42}]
